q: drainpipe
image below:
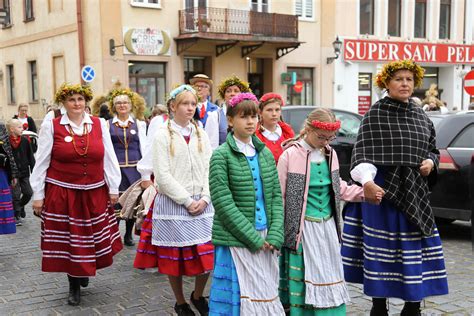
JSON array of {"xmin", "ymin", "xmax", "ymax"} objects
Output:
[{"xmin": 76, "ymin": 0, "xmax": 85, "ymax": 83}]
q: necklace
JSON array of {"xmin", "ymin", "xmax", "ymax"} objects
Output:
[
  {"xmin": 114, "ymin": 121, "xmax": 133, "ymax": 149},
  {"xmin": 68, "ymin": 124, "xmax": 90, "ymax": 157}
]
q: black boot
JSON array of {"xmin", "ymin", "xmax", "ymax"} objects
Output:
[
  {"xmin": 124, "ymin": 219, "xmax": 135, "ymax": 246},
  {"xmin": 401, "ymin": 301, "xmax": 421, "ymax": 316},
  {"xmin": 370, "ymin": 297, "xmax": 388, "ymax": 316},
  {"xmin": 79, "ymin": 277, "xmax": 89, "ymax": 288},
  {"xmin": 67, "ymin": 275, "xmax": 81, "ymax": 306}
]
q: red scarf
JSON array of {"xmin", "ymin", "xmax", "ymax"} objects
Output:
[{"xmin": 9, "ymin": 135, "xmax": 21, "ymax": 149}]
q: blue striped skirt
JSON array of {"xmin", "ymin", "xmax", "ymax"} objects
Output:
[
  {"xmin": 0, "ymin": 169, "xmax": 15, "ymax": 235},
  {"xmin": 341, "ymin": 173, "xmax": 449, "ymax": 302}
]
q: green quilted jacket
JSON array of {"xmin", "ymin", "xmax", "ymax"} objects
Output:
[{"xmin": 209, "ymin": 133, "xmax": 284, "ymax": 252}]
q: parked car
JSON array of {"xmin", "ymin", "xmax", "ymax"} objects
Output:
[
  {"xmin": 427, "ymin": 112, "xmax": 474, "ymax": 225},
  {"xmin": 281, "ymin": 106, "xmax": 362, "ymax": 181}
]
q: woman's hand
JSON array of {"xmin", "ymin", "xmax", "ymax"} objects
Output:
[
  {"xmin": 420, "ymin": 159, "xmax": 434, "ymax": 177},
  {"xmin": 363, "ymin": 181, "xmax": 385, "ymax": 205},
  {"xmin": 140, "ymin": 180, "xmax": 153, "ymax": 189},
  {"xmin": 11, "ymin": 178, "xmax": 18, "ymax": 188},
  {"xmin": 32, "ymin": 199, "xmax": 44, "ymax": 217},
  {"xmin": 109, "ymin": 194, "xmax": 119, "ymax": 205}
]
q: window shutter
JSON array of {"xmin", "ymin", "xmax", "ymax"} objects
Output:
[
  {"xmin": 295, "ymin": 0, "xmax": 303, "ymax": 17},
  {"xmin": 305, "ymin": 0, "xmax": 313, "ymax": 18}
]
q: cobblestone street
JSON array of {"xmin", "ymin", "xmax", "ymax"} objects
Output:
[{"xmin": 1, "ymin": 207, "xmax": 473, "ymax": 315}]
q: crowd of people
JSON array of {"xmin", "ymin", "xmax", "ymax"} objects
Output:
[{"xmin": 0, "ymin": 60, "xmax": 449, "ymax": 316}]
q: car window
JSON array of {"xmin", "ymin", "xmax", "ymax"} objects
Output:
[
  {"xmin": 283, "ymin": 108, "xmax": 313, "ymax": 132},
  {"xmin": 334, "ymin": 112, "xmax": 361, "ymax": 138},
  {"xmin": 450, "ymin": 124, "xmax": 474, "ymax": 148}
]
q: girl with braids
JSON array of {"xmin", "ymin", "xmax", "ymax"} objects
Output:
[
  {"xmin": 134, "ymin": 85, "xmax": 214, "ymax": 316},
  {"xmin": 255, "ymin": 92, "xmax": 294, "ymax": 163},
  {"xmin": 277, "ymin": 108, "xmax": 373, "ymax": 315},
  {"xmin": 209, "ymin": 93, "xmax": 285, "ymax": 315}
]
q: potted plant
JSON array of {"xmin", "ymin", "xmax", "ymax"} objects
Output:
[{"xmin": 196, "ymin": 18, "xmax": 211, "ymax": 31}]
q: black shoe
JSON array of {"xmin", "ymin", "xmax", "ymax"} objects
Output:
[
  {"xmin": 190, "ymin": 291, "xmax": 209, "ymax": 316},
  {"xmin": 124, "ymin": 219, "xmax": 135, "ymax": 246},
  {"xmin": 67, "ymin": 276, "xmax": 81, "ymax": 306},
  {"xmin": 79, "ymin": 277, "xmax": 89, "ymax": 288},
  {"xmin": 401, "ymin": 302, "xmax": 421, "ymax": 316},
  {"xmin": 20, "ymin": 207, "xmax": 26, "ymax": 218},
  {"xmin": 174, "ymin": 302, "xmax": 195, "ymax": 316},
  {"xmin": 124, "ymin": 235, "xmax": 135, "ymax": 246},
  {"xmin": 370, "ymin": 297, "xmax": 388, "ymax": 316}
]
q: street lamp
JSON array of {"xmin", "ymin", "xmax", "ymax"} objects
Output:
[{"xmin": 327, "ymin": 36, "xmax": 343, "ymax": 64}]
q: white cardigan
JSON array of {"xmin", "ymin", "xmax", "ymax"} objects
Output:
[{"xmin": 152, "ymin": 123, "xmax": 212, "ymax": 207}]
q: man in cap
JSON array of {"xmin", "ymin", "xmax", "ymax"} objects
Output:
[{"xmin": 189, "ymin": 74, "xmax": 227, "ymax": 150}]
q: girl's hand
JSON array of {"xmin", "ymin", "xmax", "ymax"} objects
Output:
[
  {"xmin": 32, "ymin": 199, "xmax": 44, "ymax": 217},
  {"xmin": 109, "ymin": 194, "xmax": 119, "ymax": 205},
  {"xmin": 140, "ymin": 180, "xmax": 153, "ymax": 189},
  {"xmin": 420, "ymin": 159, "xmax": 434, "ymax": 177},
  {"xmin": 187, "ymin": 200, "xmax": 200, "ymax": 216},
  {"xmin": 194, "ymin": 199, "xmax": 208, "ymax": 215},
  {"xmin": 363, "ymin": 181, "xmax": 385, "ymax": 205}
]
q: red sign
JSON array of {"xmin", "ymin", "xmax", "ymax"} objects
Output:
[
  {"xmin": 293, "ymin": 81, "xmax": 303, "ymax": 93},
  {"xmin": 464, "ymin": 70, "xmax": 474, "ymax": 95},
  {"xmin": 358, "ymin": 95, "xmax": 371, "ymax": 115},
  {"xmin": 344, "ymin": 39, "xmax": 474, "ymax": 64}
]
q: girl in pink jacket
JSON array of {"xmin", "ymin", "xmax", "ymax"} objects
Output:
[{"xmin": 277, "ymin": 108, "xmax": 370, "ymax": 315}]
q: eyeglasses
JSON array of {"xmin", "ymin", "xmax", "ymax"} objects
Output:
[
  {"xmin": 194, "ymin": 84, "xmax": 209, "ymax": 89},
  {"xmin": 114, "ymin": 101, "xmax": 130, "ymax": 106},
  {"xmin": 314, "ymin": 133, "xmax": 336, "ymax": 142}
]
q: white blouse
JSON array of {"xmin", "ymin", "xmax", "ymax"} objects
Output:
[
  {"xmin": 261, "ymin": 124, "xmax": 282, "ymax": 142},
  {"xmin": 30, "ymin": 113, "xmax": 121, "ymax": 200},
  {"xmin": 234, "ymin": 136, "xmax": 256, "ymax": 157},
  {"xmin": 300, "ymin": 139, "xmax": 326, "ymax": 163}
]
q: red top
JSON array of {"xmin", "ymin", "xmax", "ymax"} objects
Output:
[
  {"xmin": 46, "ymin": 116, "xmax": 105, "ymax": 189},
  {"xmin": 255, "ymin": 121, "xmax": 295, "ymax": 163}
]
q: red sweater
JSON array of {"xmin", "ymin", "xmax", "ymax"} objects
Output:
[{"xmin": 255, "ymin": 121, "xmax": 295, "ymax": 163}]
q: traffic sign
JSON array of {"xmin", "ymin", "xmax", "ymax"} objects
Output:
[
  {"xmin": 293, "ymin": 80, "xmax": 303, "ymax": 93},
  {"xmin": 81, "ymin": 65, "xmax": 96, "ymax": 83},
  {"xmin": 464, "ymin": 70, "xmax": 474, "ymax": 95}
]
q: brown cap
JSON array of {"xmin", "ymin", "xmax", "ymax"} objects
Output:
[{"xmin": 189, "ymin": 74, "xmax": 213, "ymax": 86}]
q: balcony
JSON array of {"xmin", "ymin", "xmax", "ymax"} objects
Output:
[{"xmin": 175, "ymin": 7, "xmax": 301, "ymax": 59}]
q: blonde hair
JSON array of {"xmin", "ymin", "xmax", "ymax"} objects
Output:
[
  {"xmin": 152, "ymin": 104, "xmax": 168, "ymax": 117},
  {"xmin": 17, "ymin": 103, "xmax": 28, "ymax": 112},
  {"xmin": 166, "ymin": 90, "xmax": 202, "ymax": 156},
  {"xmin": 291, "ymin": 108, "xmax": 337, "ymax": 142},
  {"xmin": 6, "ymin": 118, "xmax": 21, "ymax": 134}
]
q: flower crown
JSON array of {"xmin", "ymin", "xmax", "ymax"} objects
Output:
[
  {"xmin": 375, "ymin": 59, "xmax": 425, "ymax": 89},
  {"xmin": 311, "ymin": 120, "xmax": 341, "ymax": 131},
  {"xmin": 54, "ymin": 83, "xmax": 93, "ymax": 104},
  {"xmin": 217, "ymin": 75, "xmax": 251, "ymax": 99},
  {"xmin": 169, "ymin": 84, "xmax": 197, "ymax": 101},
  {"xmin": 259, "ymin": 93, "xmax": 285, "ymax": 106},
  {"xmin": 107, "ymin": 88, "xmax": 135, "ymax": 107},
  {"xmin": 229, "ymin": 92, "xmax": 258, "ymax": 108}
]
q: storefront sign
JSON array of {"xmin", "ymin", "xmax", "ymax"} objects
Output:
[
  {"xmin": 344, "ymin": 39, "xmax": 474, "ymax": 64},
  {"xmin": 281, "ymin": 72, "xmax": 297, "ymax": 85},
  {"xmin": 123, "ymin": 28, "xmax": 171, "ymax": 56},
  {"xmin": 358, "ymin": 95, "xmax": 371, "ymax": 115}
]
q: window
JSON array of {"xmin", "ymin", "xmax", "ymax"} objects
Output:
[
  {"xmin": 6, "ymin": 64, "xmax": 15, "ymax": 104},
  {"xmin": 439, "ymin": 0, "xmax": 451, "ymax": 39},
  {"xmin": 414, "ymin": 0, "xmax": 426, "ymax": 38},
  {"xmin": 129, "ymin": 62, "xmax": 166, "ymax": 107},
  {"xmin": 287, "ymin": 67, "xmax": 313, "ymax": 105},
  {"xmin": 359, "ymin": 0, "xmax": 374, "ymax": 35},
  {"xmin": 451, "ymin": 124, "xmax": 474, "ymax": 148},
  {"xmin": 251, "ymin": 0, "xmax": 268, "ymax": 13},
  {"xmin": 29, "ymin": 61, "xmax": 38, "ymax": 102},
  {"xmin": 387, "ymin": 0, "xmax": 401, "ymax": 37},
  {"xmin": 1, "ymin": 0, "xmax": 12, "ymax": 26},
  {"xmin": 130, "ymin": 0, "xmax": 161, "ymax": 9},
  {"xmin": 24, "ymin": 0, "xmax": 34, "ymax": 21},
  {"xmin": 295, "ymin": 0, "xmax": 313, "ymax": 20},
  {"xmin": 184, "ymin": 56, "xmax": 206, "ymax": 84}
]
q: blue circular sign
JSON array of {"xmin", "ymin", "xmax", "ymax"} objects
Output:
[{"xmin": 81, "ymin": 65, "xmax": 95, "ymax": 83}]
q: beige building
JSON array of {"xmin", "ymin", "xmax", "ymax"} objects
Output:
[{"xmin": 1, "ymin": 0, "xmax": 473, "ymax": 121}]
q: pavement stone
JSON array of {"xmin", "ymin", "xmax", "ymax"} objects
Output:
[{"xmin": 1, "ymin": 205, "xmax": 474, "ymax": 315}]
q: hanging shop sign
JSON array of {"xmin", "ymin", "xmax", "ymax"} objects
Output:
[
  {"xmin": 123, "ymin": 28, "xmax": 171, "ymax": 56},
  {"xmin": 344, "ymin": 39, "xmax": 474, "ymax": 64}
]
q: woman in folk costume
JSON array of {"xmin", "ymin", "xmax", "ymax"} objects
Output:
[
  {"xmin": 0, "ymin": 123, "xmax": 18, "ymax": 235},
  {"xmin": 277, "ymin": 108, "xmax": 370, "ymax": 315},
  {"xmin": 105, "ymin": 86, "xmax": 149, "ymax": 246},
  {"xmin": 134, "ymin": 85, "xmax": 214, "ymax": 316},
  {"xmin": 208, "ymin": 93, "xmax": 285, "ymax": 315},
  {"xmin": 255, "ymin": 93, "xmax": 294, "ymax": 163},
  {"xmin": 341, "ymin": 60, "xmax": 449, "ymax": 316},
  {"xmin": 30, "ymin": 83, "xmax": 122, "ymax": 306}
]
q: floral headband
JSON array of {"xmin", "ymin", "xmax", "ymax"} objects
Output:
[
  {"xmin": 217, "ymin": 75, "xmax": 251, "ymax": 99},
  {"xmin": 169, "ymin": 84, "xmax": 197, "ymax": 100},
  {"xmin": 54, "ymin": 83, "xmax": 93, "ymax": 104},
  {"xmin": 229, "ymin": 93, "xmax": 258, "ymax": 108},
  {"xmin": 259, "ymin": 93, "xmax": 285, "ymax": 106},
  {"xmin": 107, "ymin": 88, "xmax": 135, "ymax": 107},
  {"xmin": 311, "ymin": 120, "xmax": 341, "ymax": 131},
  {"xmin": 375, "ymin": 59, "xmax": 425, "ymax": 89}
]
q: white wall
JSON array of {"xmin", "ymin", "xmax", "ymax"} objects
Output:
[{"xmin": 438, "ymin": 66, "xmax": 462, "ymax": 110}]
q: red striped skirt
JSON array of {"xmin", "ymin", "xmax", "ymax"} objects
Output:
[
  {"xmin": 134, "ymin": 202, "xmax": 214, "ymax": 277},
  {"xmin": 41, "ymin": 183, "xmax": 123, "ymax": 277}
]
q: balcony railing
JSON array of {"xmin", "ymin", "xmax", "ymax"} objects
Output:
[{"xmin": 179, "ymin": 7, "xmax": 298, "ymax": 39}]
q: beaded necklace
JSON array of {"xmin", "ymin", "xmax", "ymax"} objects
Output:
[{"xmin": 67, "ymin": 124, "xmax": 90, "ymax": 157}]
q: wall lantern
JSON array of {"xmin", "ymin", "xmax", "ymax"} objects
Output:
[{"xmin": 327, "ymin": 36, "xmax": 343, "ymax": 64}]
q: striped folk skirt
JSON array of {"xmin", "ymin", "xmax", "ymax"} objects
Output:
[
  {"xmin": 41, "ymin": 183, "xmax": 123, "ymax": 277},
  {"xmin": 134, "ymin": 199, "xmax": 214, "ymax": 277},
  {"xmin": 0, "ymin": 168, "xmax": 15, "ymax": 235},
  {"xmin": 341, "ymin": 175, "xmax": 449, "ymax": 301}
]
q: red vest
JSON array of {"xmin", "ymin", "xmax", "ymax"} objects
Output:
[
  {"xmin": 255, "ymin": 121, "xmax": 295, "ymax": 163},
  {"xmin": 46, "ymin": 116, "xmax": 105, "ymax": 190}
]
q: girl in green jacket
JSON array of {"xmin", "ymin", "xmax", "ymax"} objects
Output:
[{"xmin": 209, "ymin": 93, "xmax": 285, "ymax": 315}]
